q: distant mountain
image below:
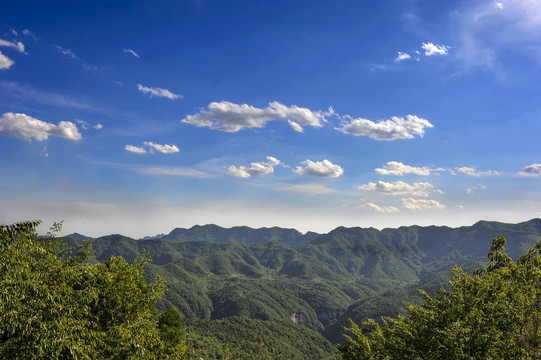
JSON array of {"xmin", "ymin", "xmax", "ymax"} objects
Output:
[
  {"xmin": 163, "ymin": 224, "xmax": 320, "ymax": 246},
  {"xmin": 64, "ymin": 232, "xmax": 93, "ymax": 241},
  {"xmin": 61, "ymin": 218, "xmax": 541, "ymax": 347},
  {"xmin": 140, "ymin": 233, "xmax": 166, "ymax": 240}
]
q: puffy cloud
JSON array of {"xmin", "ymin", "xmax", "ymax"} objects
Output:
[
  {"xmin": 277, "ymin": 183, "xmax": 337, "ymax": 195},
  {"xmin": 457, "ymin": 166, "xmax": 503, "ymax": 177},
  {"xmin": 226, "ymin": 156, "xmax": 282, "ymax": 178},
  {"xmin": 94, "ymin": 124, "xmax": 103, "ymax": 130},
  {"xmin": 337, "ymin": 115, "xmax": 433, "ymax": 140},
  {"xmin": 422, "ymin": 42, "xmax": 450, "ymax": 56},
  {"xmin": 137, "ymin": 84, "xmax": 182, "ymax": 100},
  {"xmin": 375, "ymin": 161, "xmax": 433, "ymax": 176},
  {"xmin": 125, "ymin": 145, "xmax": 147, "ymax": 154},
  {"xmin": 181, "ymin": 101, "xmax": 326, "ymax": 133},
  {"xmin": 0, "ymin": 112, "xmax": 81, "ymax": 141},
  {"xmin": 516, "ymin": 164, "xmax": 541, "ymax": 178},
  {"xmin": 402, "ymin": 197, "xmax": 445, "ymax": 210},
  {"xmin": 466, "ymin": 184, "xmax": 487, "ymax": 194},
  {"xmin": 394, "ymin": 51, "xmax": 411, "ymax": 62},
  {"xmin": 0, "ymin": 52, "xmax": 14, "ymax": 70},
  {"xmin": 362, "ymin": 202, "xmax": 400, "ymax": 213},
  {"xmin": 293, "ymin": 159, "xmax": 344, "ymax": 178},
  {"xmin": 123, "ymin": 48, "xmax": 140, "ymax": 58},
  {"xmin": 358, "ymin": 181, "xmax": 436, "ymax": 197},
  {"xmin": 143, "ymin": 141, "xmax": 180, "ymax": 154},
  {"xmin": 0, "ymin": 39, "xmax": 25, "ymax": 53}
]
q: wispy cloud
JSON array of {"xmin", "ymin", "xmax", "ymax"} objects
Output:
[
  {"xmin": 0, "ymin": 52, "xmax": 14, "ymax": 70},
  {"xmin": 123, "ymin": 48, "xmax": 140, "ymax": 58},
  {"xmin": 139, "ymin": 166, "xmax": 209, "ymax": 178},
  {"xmin": 137, "ymin": 84, "xmax": 182, "ymax": 100},
  {"xmin": 0, "ymin": 80, "xmax": 92, "ymax": 109},
  {"xmin": 0, "ymin": 39, "xmax": 25, "ymax": 53},
  {"xmin": 22, "ymin": 29, "xmax": 38, "ymax": 40},
  {"xmin": 457, "ymin": 166, "xmax": 502, "ymax": 177},
  {"xmin": 181, "ymin": 101, "xmax": 327, "ymax": 133},
  {"xmin": 361, "ymin": 202, "xmax": 400, "ymax": 213},
  {"xmin": 402, "ymin": 197, "xmax": 445, "ymax": 210},
  {"xmin": 55, "ymin": 45, "xmax": 97, "ymax": 70},
  {"xmin": 358, "ymin": 181, "xmax": 437, "ymax": 197},
  {"xmin": 466, "ymin": 184, "xmax": 486, "ymax": 194},
  {"xmin": 0, "ymin": 112, "xmax": 81, "ymax": 141},
  {"xmin": 276, "ymin": 183, "xmax": 337, "ymax": 195},
  {"xmin": 516, "ymin": 163, "xmax": 541, "ymax": 178},
  {"xmin": 337, "ymin": 115, "xmax": 433, "ymax": 141},
  {"xmin": 226, "ymin": 156, "xmax": 282, "ymax": 178},
  {"xmin": 293, "ymin": 159, "xmax": 344, "ymax": 178},
  {"xmin": 125, "ymin": 142, "xmax": 179, "ymax": 154}
]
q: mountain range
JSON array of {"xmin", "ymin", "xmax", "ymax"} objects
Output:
[{"xmin": 62, "ymin": 218, "xmax": 541, "ymax": 358}]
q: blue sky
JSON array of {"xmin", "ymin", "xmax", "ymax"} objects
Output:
[{"xmin": 1, "ymin": 0, "xmax": 540, "ymax": 237}]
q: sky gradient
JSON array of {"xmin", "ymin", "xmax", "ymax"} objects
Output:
[{"xmin": 1, "ymin": 0, "xmax": 540, "ymax": 238}]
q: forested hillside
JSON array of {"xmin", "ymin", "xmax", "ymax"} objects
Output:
[{"xmin": 61, "ymin": 219, "xmax": 541, "ymax": 357}]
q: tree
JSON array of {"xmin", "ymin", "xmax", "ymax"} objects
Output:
[
  {"xmin": 338, "ymin": 235, "xmax": 541, "ymax": 360},
  {"xmin": 0, "ymin": 220, "xmax": 189, "ymax": 359}
]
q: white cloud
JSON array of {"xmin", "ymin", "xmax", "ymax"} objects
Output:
[
  {"xmin": 137, "ymin": 84, "xmax": 182, "ymax": 100},
  {"xmin": 123, "ymin": 48, "xmax": 140, "ymax": 58},
  {"xmin": 362, "ymin": 202, "xmax": 400, "ymax": 213},
  {"xmin": 516, "ymin": 164, "xmax": 541, "ymax": 178},
  {"xmin": 0, "ymin": 52, "xmax": 14, "ymax": 70},
  {"xmin": 466, "ymin": 184, "xmax": 487, "ymax": 194},
  {"xmin": 0, "ymin": 112, "xmax": 81, "ymax": 141},
  {"xmin": 125, "ymin": 145, "xmax": 147, "ymax": 154},
  {"xmin": 375, "ymin": 161, "xmax": 433, "ymax": 176},
  {"xmin": 457, "ymin": 166, "xmax": 503, "ymax": 177},
  {"xmin": 226, "ymin": 156, "xmax": 282, "ymax": 178},
  {"xmin": 143, "ymin": 141, "xmax": 180, "ymax": 154},
  {"xmin": 422, "ymin": 42, "xmax": 450, "ymax": 56},
  {"xmin": 181, "ymin": 101, "xmax": 326, "ymax": 133},
  {"xmin": 293, "ymin": 159, "xmax": 344, "ymax": 178},
  {"xmin": 10, "ymin": 28, "xmax": 18, "ymax": 36},
  {"xmin": 94, "ymin": 124, "xmax": 103, "ymax": 130},
  {"xmin": 139, "ymin": 166, "xmax": 209, "ymax": 177},
  {"xmin": 0, "ymin": 39, "xmax": 25, "ymax": 53},
  {"xmin": 277, "ymin": 183, "xmax": 337, "ymax": 195},
  {"xmin": 394, "ymin": 51, "xmax": 411, "ymax": 62},
  {"xmin": 496, "ymin": 2, "xmax": 504, "ymax": 9},
  {"xmin": 358, "ymin": 181, "xmax": 436, "ymax": 197},
  {"xmin": 55, "ymin": 45, "xmax": 76, "ymax": 59},
  {"xmin": 402, "ymin": 197, "xmax": 445, "ymax": 210},
  {"xmin": 337, "ymin": 115, "xmax": 433, "ymax": 141},
  {"xmin": 22, "ymin": 29, "xmax": 37, "ymax": 40}
]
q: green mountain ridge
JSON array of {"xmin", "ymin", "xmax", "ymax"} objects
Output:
[{"xmin": 61, "ymin": 218, "xmax": 541, "ymax": 351}]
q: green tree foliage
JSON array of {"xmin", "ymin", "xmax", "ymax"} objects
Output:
[
  {"xmin": 0, "ymin": 221, "xmax": 188, "ymax": 359},
  {"xmin": 338, "ymin": 235, "xmax": 541, "ymax": 359}
]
